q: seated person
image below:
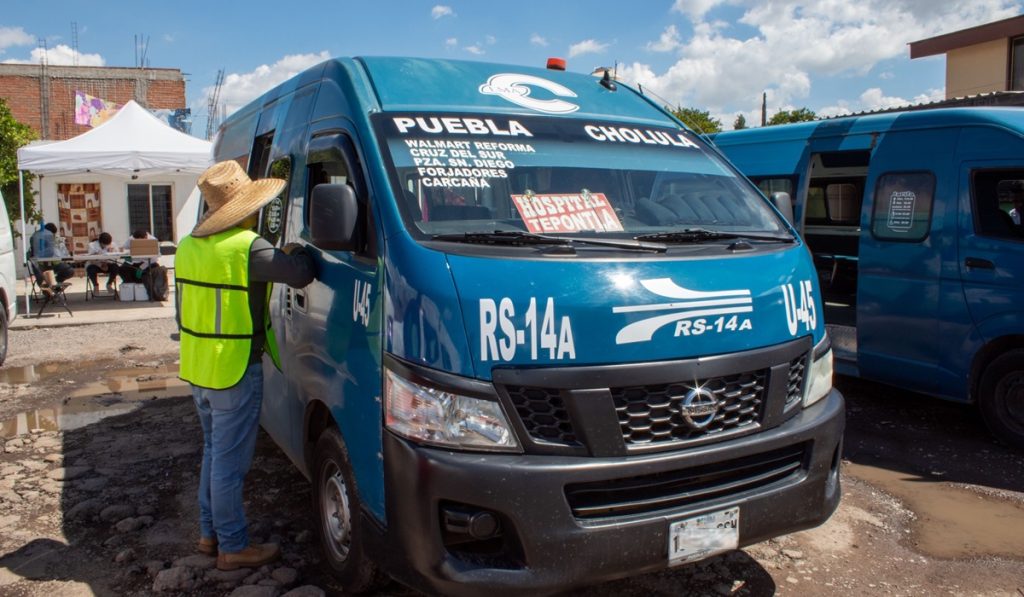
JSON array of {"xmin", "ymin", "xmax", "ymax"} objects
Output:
[
  {"xmin": 86, "ymin": 232, "xmax": 120, "ymax": 291},
  {"xmin": 118, "ymin": 229, "xmax": 158, "ymax": 283},
  {"xmin": 30, "ymin": 223, "xmax": 74, "ymax": 284}
]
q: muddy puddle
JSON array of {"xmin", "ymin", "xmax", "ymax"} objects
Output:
[
  {"xmin": 0, "ymin": 362, "xmax": 188, "ymax": 439},
  {"xmin": 845, "ymin": 461, "xmax": 1024, "ymax": 560}
]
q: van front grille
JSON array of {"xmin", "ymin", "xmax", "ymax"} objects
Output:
[
  {"xmin": 564, "ymin": 443, "xmax": 808, "ymax": 519},
  {"xmin": 786, "ymin": 353, "xmax": 808, "ymax": 407},
  {"xmin": 610, "ymin": 370, "xmax": 767, "ymax": 448},
  {"xmin": 505, "ymin": 386, "xmax": 579, "ymax": 446}
]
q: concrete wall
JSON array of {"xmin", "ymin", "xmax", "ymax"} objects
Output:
[
  {"xmin": 947, "ymin": 39, "xmax": 1009, "ymax": 98},
  {"xmin": 32, "ymin": 171, "xmax": 199, "ymax": 247}
]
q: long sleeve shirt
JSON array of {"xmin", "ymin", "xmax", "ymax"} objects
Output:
[{"xmin": 247, "ymin": 237, "xmax": 317, "ymax": 363}]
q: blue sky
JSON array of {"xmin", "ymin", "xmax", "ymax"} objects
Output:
[{"xmin": 1, "ymin": 0, "xmax": 1021, "ymax": 135}]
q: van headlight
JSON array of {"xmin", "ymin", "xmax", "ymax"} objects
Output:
[
  {"xmin": 384, "ymin": 369, "xmax": 521, "ymax": 452},
  {"xmin": 804, "ymin": 335, "xmax": 833, "ymax": 408}
]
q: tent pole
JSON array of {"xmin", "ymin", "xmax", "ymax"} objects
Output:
[{"xmin": 18, "ymin": 170, "xmax": 28, "ymax": 317}]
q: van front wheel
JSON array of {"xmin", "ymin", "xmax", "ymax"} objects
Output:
[
  {"xmin": 312, "ymin": 428, "xmax": 385, "ymax": 593},
  {"xmin": 979, "ymin": 350, "xmax": 1024, "ymax": 450}
]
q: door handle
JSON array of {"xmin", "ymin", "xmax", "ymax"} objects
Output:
[{"xmin": 965, "ymin": 257, "xmax": 995, "ymax": 270}]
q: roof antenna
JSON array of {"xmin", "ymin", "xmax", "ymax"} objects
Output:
[{"xmin": 600, "ymin": 69, "xmax": 616, "ymax": 91}]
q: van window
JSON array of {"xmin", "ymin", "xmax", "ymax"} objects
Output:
[
  {"xmin": 375, "ymin": 113, "xmax": 787, "ymax": 239},
  {"xmin": 806, "ymin": 180, "xmax": 862, "ymax": 226},
  {"xmin": 754, "ymin": 177, "xmax": 794, "ymax": 197},
  {"xmin": 972, "ymin": 169, "xmax": 1024, "ymax": 241},
  {"xmin": 259, "ymin": 158, "xmax": 291, "ymax": 246},
  {"xmin": 870, "ymin": 172, "xmax": 935, "ymax": 242}
]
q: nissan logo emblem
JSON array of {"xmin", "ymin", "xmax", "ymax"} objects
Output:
[{"xmin": 678, "ymin": 387, "xmax": 719, "ymax": 430}]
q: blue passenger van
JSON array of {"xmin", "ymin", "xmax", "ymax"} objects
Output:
[
  {"xmin": 212, "ymin": 57, "xmax": 843, "ymax": 595},
  {"xmin": 713, "ymin": 108, "xmax": 1024, "ymax": 450}
]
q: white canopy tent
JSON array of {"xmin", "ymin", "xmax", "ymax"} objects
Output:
[{"xmin": 16, "ymin": 100, "xmax": 212, "ymax": 313}]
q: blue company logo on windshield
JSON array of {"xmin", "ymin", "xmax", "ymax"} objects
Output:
[
  {"xmin": 613, "ymin": 278, "xmax": 754, "ymax": 344},
  {"xmin": 479, "ymin": 73, "xmax": 580, "ymax": 114}
]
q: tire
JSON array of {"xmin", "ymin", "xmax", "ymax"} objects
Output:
[
  {"xmin": 312, "ymin": 427, "xmax": 386, "ymax": 593},
  {"xmin": 0, "ymin": 306, "xmax": 8, "ymax": 367},
  {"xmin": 978, "ymin": 349, "xmax": 1024, "ymax": 450}
]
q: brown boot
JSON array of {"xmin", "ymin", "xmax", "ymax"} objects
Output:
[
  {"xmin": 216, "ymin": 543, "xmax": 280, "ymax": 571},
  {"xmin": 197, "ymin": 536, "xmax": 217, "ymax": 555}
]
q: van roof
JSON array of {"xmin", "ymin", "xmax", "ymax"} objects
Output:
[
  {"xmin": 228, "ymin": 57, "xmax": 679, "ymax": 129},
  {"xmin": 712, "ymin": 107, "xmax": 1024, "ymax": 147},
  {"xmin": 356, "ymin": 57, "xmax": 672, "ymax": 126}
]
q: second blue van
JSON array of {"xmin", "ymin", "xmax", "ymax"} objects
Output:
[{"xmin": 713, "ymin": 108, "xmax": 1024, "ymax": 450}]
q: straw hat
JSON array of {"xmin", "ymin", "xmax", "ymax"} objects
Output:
[{"xmin": 191, "ymin": 160, "xmax": 286, "ymax": 237}]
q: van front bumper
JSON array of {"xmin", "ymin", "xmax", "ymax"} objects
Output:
[{"xmin": 378, "ymin": 387, "xmax": 844, "ymax": 596}]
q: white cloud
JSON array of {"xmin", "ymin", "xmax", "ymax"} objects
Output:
[
  {"xmin": 879, "ymin": 71, "xmax": 895, "ymax": 79},
  {"xmin": 0, "ymin": 26, "xmax": 33, "ymax": 52},
  {"xmin": 485, "ymin": 35, "xmax": 497, "ymax": 45},
  {"xmin": 464, "ymin": 45, "xmax": 485, "ymax": 55},
  {"xmin": 817, "ymin": 86, "xmax": 946, "ymax": 117},
  {"xmin": 530, "ymin": 33, "xmax": 548, "ymax": 47},
  {"xmin": 431, "ymin": 5, "xmax": 454, "ymax": 19},
  {"xmin": 647, "ymin": 25, "xmax": 682, "ymax": 52},
  {"xmin": 672, "ymin": 0, "xmax": 738, "ymax": 21},
  {"xmin": 445, "ymin": 37, "xmax": 458, "ymax": 48},
  {"xmin": 2, "ymin": 44, "xmax": 104, "ymax": 66},
  {"xmin": 568, "ymin": 39, "xmax": 609, "ymax": 58},
  {"xmin": 162, "ymin": 33, "xmax": 175, "ymax": 43},
  {"xmin": 207, "ymin": 51, "xmax": 330, "ymax": 116},
  {"xmin": 622, "ymin": 1, "xmax": 1021, "ymax": 118}
]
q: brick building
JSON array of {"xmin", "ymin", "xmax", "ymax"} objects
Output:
[{"xmin": 0, "ymin": 64, "xmax": 186, "ymax": 140}]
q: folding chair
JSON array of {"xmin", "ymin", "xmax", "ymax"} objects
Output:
[
  {"xmin": 85, "ymin": 261, "xmax": 118, "ymax": 301},
  {"xmin": 29, "ymin": 258, "xmax": 73, "ymax": 318}
]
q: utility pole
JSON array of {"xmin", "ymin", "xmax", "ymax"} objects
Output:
[{"xmin": 761, "ymin": 92, "xmax": 767, "ymax": 127}]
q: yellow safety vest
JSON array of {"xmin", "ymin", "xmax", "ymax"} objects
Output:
[{"xmin": 176, "ymin": 228, "xmax": 280, "ymax": 390}]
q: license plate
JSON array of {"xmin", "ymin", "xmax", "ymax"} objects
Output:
[{"xmin": 668, "ymin": 506, "xmax": 739, "ymax": 566}]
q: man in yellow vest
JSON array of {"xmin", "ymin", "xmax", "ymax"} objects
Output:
[{"xmin": 177, "ymin": 160, "xmax": 316, "ymax": 571}]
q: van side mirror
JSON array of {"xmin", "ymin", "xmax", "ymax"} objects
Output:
[
  {"xmin": 770, "ymin": 192, "xmax": 794, "ymax": 226},
  {"xmin": 310, "ymin": 183, "xmax": 359, "ymax": 251}
]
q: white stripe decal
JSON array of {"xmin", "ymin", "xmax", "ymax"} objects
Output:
[
  {"xmin": 640, "ymin": 278, "xmax": 750, "ymax": 300},
  {"xmin": 613, "ymin": 296, "xmax": 752, "ymax": 314}
]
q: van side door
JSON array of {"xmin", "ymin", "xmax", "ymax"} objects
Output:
[
  {"xmin": 958, "ymin": 163, "xmax": 1024, "ymax": 355},
  {"xmin": 280, "ymin": 126, "xmax": 386, "ymax": 519},
  {"xmin": 856, "ymin": 129, "xmax": 949, "ymax": 396}
]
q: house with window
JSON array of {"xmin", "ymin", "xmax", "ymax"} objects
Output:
[{"xmin": 910, "ymin": 14, "xmax": 1024, "ymax": 99}]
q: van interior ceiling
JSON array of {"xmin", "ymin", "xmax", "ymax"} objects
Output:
[{"xmin": 803, "ymin": 150, "xmax": 870, "ymax": 328}]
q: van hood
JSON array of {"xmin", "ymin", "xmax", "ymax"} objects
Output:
[{"xmin": 446, "ymin": 247, "xmax": 823, "ymax": 380}]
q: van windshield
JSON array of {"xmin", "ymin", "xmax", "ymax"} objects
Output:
[{"xmin": 374, "ymin": 113, "xmax": 787, "ymax": 240}]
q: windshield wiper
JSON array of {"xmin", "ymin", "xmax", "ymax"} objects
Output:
[
  {"xmin": 432, "ymin": 230, "xmax": 667, "ymax": 252},
  {"xmin": 634, "ymin": 228, "xmax": 795, "ymax": 244}
]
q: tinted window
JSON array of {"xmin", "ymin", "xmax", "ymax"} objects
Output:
[
  {"xmin": 871, "ymin": 172, "xmax": 935, "ymax": 242},
  {"xmin": 973, "ymin": 169, "xmax": 1024, "ymax": 241},
  {"xmin": 259, "ymin": 158, "xmax": 291, "ymax": 246}
]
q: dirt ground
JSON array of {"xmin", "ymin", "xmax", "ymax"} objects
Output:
[{"xmin": 1, "ymin": 319, "xmax": 1022, "ymax": 596}]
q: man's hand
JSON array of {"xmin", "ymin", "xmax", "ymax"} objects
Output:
[{"xmin": 281, "ymin": 242, "xmax": 304, "ymax": 256}]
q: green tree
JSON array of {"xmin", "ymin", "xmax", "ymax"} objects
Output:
[
  {"xmin": 0, "ymin": 97, "xmax": 38, "ymax": 224},
  {"xmin": 733, "ymin": 114, "xmax": 748, "ymax": 130},
  {"xmin": 767, "ymin": 107, "xmax": 817, "ymax": 126},
  {"xmin": 670, "ymin": 107, "xmax": 722, "ymax": 135}
]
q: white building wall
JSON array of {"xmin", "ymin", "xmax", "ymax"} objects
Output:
[{"xmin": 34, "ymin": 171, "xmax": 200, "ymax": 248}]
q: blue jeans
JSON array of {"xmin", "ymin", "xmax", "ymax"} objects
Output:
[{"xmin": 192, "ymin": 363, "xmax": 263, "ymax": 553}]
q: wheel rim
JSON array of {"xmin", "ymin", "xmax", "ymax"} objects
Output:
[
  {"xmin": 1000, "ymin": 371, "xmax": 1024, "ymax": 431},
  {"xmin": 320, "ymin": 460, "xmax": 352, "ymax": 561}
]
